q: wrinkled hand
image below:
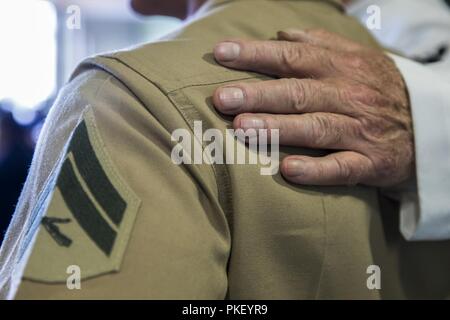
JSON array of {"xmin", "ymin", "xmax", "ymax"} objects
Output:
[{"xmin": 212, "ymin": 29, "xmax": 414, "ymax": 187}]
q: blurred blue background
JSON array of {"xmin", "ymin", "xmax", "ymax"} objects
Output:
[{"xmin": 0, "ymin": 0, "xmax": 181, "ymax": 243}]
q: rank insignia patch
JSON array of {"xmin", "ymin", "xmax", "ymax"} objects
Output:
[{"xmin": 22, "ymin": 107, "xmax": 141, "ymax": 283}]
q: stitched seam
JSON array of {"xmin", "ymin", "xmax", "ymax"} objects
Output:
[
  {"xmin": 166, "ymin": 76, "xmax": 258, "ymax": 94},
  {"xmin": 167, "ymin": 89, "xmax": 234, "ymax": 231},
  {"xmin": 98, "ymin": 54, "xmax": 262, "ymax": 94},
  {"xmin": 314, "ymin": 196, "xmax": 328, "ymax": 300},
  {"xmin": 101, "ymin": 53, "xmax": 255, "ymax": 82}
]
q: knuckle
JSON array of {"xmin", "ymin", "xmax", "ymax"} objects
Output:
[
  {"xmin": 338, "ymin": 85, "xmax": 356, "ymax": 103},
  {"xmin": 361, "ymin": 89, "xmax": 383, "ymax": 106},
  {"xmin": 345, "ymin": 54, "xmax": 366, "ymax": 70},
  {"xmin": 252, "ymin": 43, "xmax": 268, "ymax": 65},
  {"xmin": 358, "ymin": 116, "xmax": 385, "ymax": 139},
  {"xmin": 334, "ymin": 156, "xmax": 364, "ymax": 185},
  {"xmin": 310, "ymin": 114, "xmax": 333, "ymax": 145},
  {"xmin": 333, "ymin": 156, "xmax": 353, "ymax": 183},
  {"xmin": 278, "ymin": 43, "xmax": 301, "ymax": 73},
  {"xmin": 319, "ymin": 114, "xmax": 349, "ymax": 146},
  {"xmin": 343, "ymin": 84, "xmax": 379, "ymax": 105},
  {"xmin": 319, "ymin": 49, "xmax": 339, "ymax": 73},
  {"xmin": 358, "ymin": 111, "xmax": 374, "ymax": 126},
  {"xmin": 356, "ymin": 117, "xmax": 370, "ymax": 136},
  {"xmin": 287, "ymin": 79, "xmax": 307, "ymax": 111}
]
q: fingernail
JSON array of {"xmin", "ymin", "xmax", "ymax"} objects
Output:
[
  {"xmin": 214, "ymin": 42, "xmax": 240, "ymax": 61},
  {"xmin": 285, "ymin": 159, "xmax": 307, "ymax": 177},
  {"xmin": 218, "ymin": 87, "xmax": 244, "ymax": 111},
  {"xmin": 239, "ymin": 118, "xmax": 266, "ymax": 130}
]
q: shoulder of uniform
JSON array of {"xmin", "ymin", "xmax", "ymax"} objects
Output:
[{"xmin": 73, "ymin": 39, "xmax": 254, "ymax": 94}]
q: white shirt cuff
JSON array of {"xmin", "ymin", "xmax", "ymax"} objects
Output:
[{"xmin": 389, "ymin": 53, "xmax": 450, "ymax": 241}]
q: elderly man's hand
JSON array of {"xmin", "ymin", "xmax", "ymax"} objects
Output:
[{"xmin": 212, "ymin": 29, "xmax": 414, "ymax": 187}]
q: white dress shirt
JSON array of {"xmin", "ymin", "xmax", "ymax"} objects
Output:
[{"xmin": 348, "ymin": 0, "xmax": 450, "ymax": 240}]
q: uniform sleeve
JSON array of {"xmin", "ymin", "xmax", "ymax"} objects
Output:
[
  {"xmin": 0, "ymin": 69, "xmax": 230, "ymax": 299},
  {"xmin": 388, "ymin": 54, "xmax": 450, "ymax": 241}
]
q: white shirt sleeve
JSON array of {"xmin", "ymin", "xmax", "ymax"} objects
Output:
[{"xmin": 389, "ymin": 54, "xmax": 450, "ymax": 241}]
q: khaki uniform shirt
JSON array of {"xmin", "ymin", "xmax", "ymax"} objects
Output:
[{"xmin": 1, "ymin": 0, "xmax": 450, "ymax": 299}]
